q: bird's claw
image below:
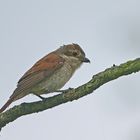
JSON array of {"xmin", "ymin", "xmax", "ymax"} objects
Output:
[{"xmin": 55, "ymin": 88, "xmax": 74, "ymax": 93}]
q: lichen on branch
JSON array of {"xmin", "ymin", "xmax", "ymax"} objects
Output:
[{"xmin": 0, "ymin": 58, "xmax": 140, "ymax": 131}]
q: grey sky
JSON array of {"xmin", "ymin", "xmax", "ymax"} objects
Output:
[{"xmin": 0, "ymin": 0, "xmax": 140, "ymax": 140}]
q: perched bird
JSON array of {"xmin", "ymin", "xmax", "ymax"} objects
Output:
[{"xmin": 0, "ymin": 43, "xmax": 90, "ymax": 113}]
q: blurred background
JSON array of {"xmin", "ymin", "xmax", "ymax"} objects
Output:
[{"xmin": 0, "ymin": 0, "xmax": 140, "ymax": 140}]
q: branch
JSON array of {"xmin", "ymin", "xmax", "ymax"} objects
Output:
[{"xmin": 0, "ymin": 58, "xmax": 140, "ymax": 131}]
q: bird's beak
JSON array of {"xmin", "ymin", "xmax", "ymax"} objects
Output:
[{"xmin": 83, "ymin": 57, "xmax": 90, "ymax": 63}]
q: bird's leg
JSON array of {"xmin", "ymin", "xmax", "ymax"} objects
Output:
[
  {"xmin": 55, "ymin": 88, "xmax": 74, "ymax": 93},
  {"xmin": 35, "ymin": 94, "xmax": 46, "ymax": 100}
]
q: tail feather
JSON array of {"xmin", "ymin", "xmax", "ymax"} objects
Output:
[
  {"xmin": 0, "ymin": 97, "xmax": 14, "ymax": 113},
  {"xmin": 0, "ymin": 89, "xmax": 29, "ymax": 113}
]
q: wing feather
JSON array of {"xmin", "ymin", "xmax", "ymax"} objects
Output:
[{"xmin": 11, "ymin": 53, "xmax": 65, "ymax": 98}]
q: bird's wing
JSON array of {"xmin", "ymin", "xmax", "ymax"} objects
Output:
[{"xmin": 11, "ymin": 53, "xmax": 65, "ymax": 98}]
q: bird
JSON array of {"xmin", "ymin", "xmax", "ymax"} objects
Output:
[{"xmin": 0, "ymin": 43, "xmax": 90, "ymax": 113}]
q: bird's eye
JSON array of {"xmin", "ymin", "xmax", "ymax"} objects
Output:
[{"xmin": 73, "ymin": 52, "xmax": 78, "ymax": 56}]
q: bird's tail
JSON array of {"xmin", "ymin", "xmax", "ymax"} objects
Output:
[
  {"xmin": 0, "ymin": 88, "xmax": 29, "ymax": 113},
  {"xmin": 0, "ymin": 97, "xmax": 15, "ymax": 113}
]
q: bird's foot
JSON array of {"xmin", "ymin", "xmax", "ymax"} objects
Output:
[{"xmin": 55, "ymin": 88, "xmax": 74, "ymax": 93}]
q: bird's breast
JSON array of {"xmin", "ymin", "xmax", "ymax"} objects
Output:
[{"xmin": 31, "ymin": 62, "xmax": 74, "ymax": 95}]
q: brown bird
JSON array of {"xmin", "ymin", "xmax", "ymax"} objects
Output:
[{"xmin": 0, "ymin": 43, "xmax": 90, "ymax": 113}]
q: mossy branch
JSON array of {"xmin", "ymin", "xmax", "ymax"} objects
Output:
[{"xmin": 0, "ymin": 58, "xmax": 140, "ymax": 131}]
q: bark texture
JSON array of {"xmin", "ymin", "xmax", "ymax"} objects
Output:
[{"xmin": 0, "ymin": 58, "xmax": 140, "ymax": 131}]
